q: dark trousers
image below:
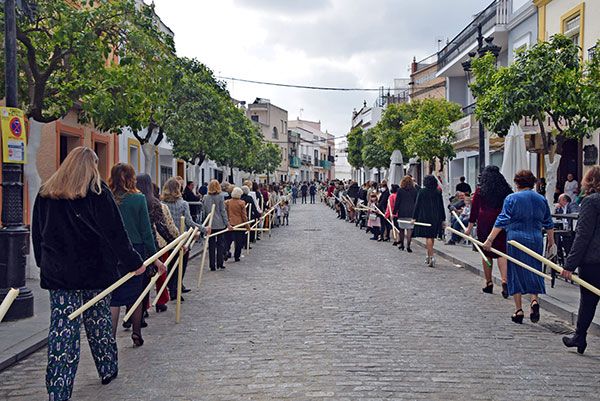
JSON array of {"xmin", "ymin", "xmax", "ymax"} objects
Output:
[
  {"xmin": 380, "ymin": 216, "xmax": 390, "ymax": 239},
  {"xmin": 208, "ymin": 233, "xmax": 225, "ymax": 269},
  {"xmin": 292, "ymin": 196, "xmax": 297, "ymax": 204},
  {"xmin": 370, "ymin": 226, "xmax": 380, "ymax": 239},
  {"xmin": 310, "ymin": 194, "xmax": 315, "ymax": 203},
  {"xmin": 233, "ymin": 231, "xmax": 245, "ymax": 259},
  {"xmin": 224, "ymin": 231, "xmax": 233, "ymax": 257},
  {"xmin": 576, "ymin": 265, "xmax": 600, "ymax": 337},
  {"xmin": 301, "ymin": 194, "xmax": 307, "ymax": 203},
  {"xmin": 450, "ymin": 217, "xmax": 469, "ymax": 241},
  {"xmin": 168, "ymin": 251, "xmax": 189, "ymax": 299},
  {"xmin": 47, "ymin": 290, "xmax": 117, "ymax": 401}
]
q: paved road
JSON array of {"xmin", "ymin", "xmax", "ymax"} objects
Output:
[{"xmin": 1, "ymin": 203, "xmax": 600, "ymax": 400}]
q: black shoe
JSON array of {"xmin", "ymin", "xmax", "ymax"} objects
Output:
[
  {"xmin": 101, "ymin": 371, "xmax": 118, "ymax": 385},
  {"xmin": 131, "ymin": 333, "xmax": 144, "ymax": 347},
  {"xmin": 370, "ymin": 237, "xmax": 378, "ymax": 240},
  {"xmin": 406, "ymin": 247, "xmax": 413, "ymax": 253},
  {"xmin": 234, "ymin": 258, "xmax": 240, "ymax": 262},
  {"xmin": 562, "ymin": 334, "xmax": 587, "ymax": 354},
  {"xmin": 155, "ymin": 304, "xmax": 167, "ymax": 313},
  {"xmin": 182, "ymin": 286, "xmax": 191, "ymax": 293},
  {"xmin": 482, "ymin": 281, "xmax": 493, "ymax": 294},
  {"xmin": 210, "ymin": 267, "xmax": 216, "ymax": 271},
  {"xmin": 530, "ymin": 300, "xmax": 540, "ymax": 323},
  {"xmin": 122, "ymin": 320, "xmax": 132, "ymax": 330},
  {"xmin": 511, "ymin": 309, "xmax": 524, "ymax": 324},
  {"xmin": 501, "ymin": 283, "xmax": 509, "ymax": 299},
  {"xmin": 446, "ymin": 240, "xmax": 456, "ymax": 245},
  {"xmin": 219, "ymin": 265, "xmax": 225, "ymax": 269},
  {"xmin": 143, "ymin": 310, "xmax": 149, "ymax": 319},
  {"xmin": 377, "ymin": 237, "xmax": 383, "ymax": 242},
  {"xmin": 398, "ymin": 244, "xmax": 405, "ymax": 251},
  {"xmin": 392, "ymin": 241, "xmax": 399, "ymax": 246},
  {"xmin": 141, "ymin": 318, "xmax": 148, "ymax": 328}
]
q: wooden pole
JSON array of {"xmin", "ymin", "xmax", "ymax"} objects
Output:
[
  {"xmin": 0, "ymin": 288, "xmax": 19, "ymax": 322},
  {"xmin": 208, "ymin": 220, "xmax": 256, "ymax": 238},
  {"xmin": 123, "ymin": 227, "xmax": 194, "ymax": 322},
  {"xmin": 175, "ymin": 216, "xmax": 185, "ymax": 323},
  {"xmin": 451, "ymin": 210, "xmax": 492, "ymax": 268},
  {"xmin": 446, "ymin": 227, "xmax": 551, "ymax": 281},
  {"xmin": 508, "ymin": 240, "xmax": 600, "ymax": 297},
  {"xmin": 373, "ymin": 205, "xmax": 399, "ymax": 234},
  {"xmin": 68, "ymin": 230, "xmax": 191, "ymax": 320},
  {"xmin": 197, "ymin": 204, "xmax": 216, "ymax": 287}
]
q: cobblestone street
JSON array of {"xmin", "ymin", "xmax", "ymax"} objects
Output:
[{"xmin": 1, "ymin": 203, "xmax": 600, "ymax": 401}]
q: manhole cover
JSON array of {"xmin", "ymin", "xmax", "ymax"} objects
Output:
[{"xmin": 303, "ymin": 228, "xmax": 322, "ymax": 232}]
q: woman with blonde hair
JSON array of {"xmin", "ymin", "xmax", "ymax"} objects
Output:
[
  {"xmin": 203, "ymin": 180, "xmax": 231, "ymax": 270},
  {"xmin": 162, "ymin": 177, "xmax": 206, "ymax": 298},
  {"xmin": 561, "ymin": 165, "xmax": 600, "ymax": 353},
  {"xmin": 108, "ymin": 164, "xmax": 165, "ymax": 347},
  {"xmin": 32, "ymin": 147, "xmax": 146, "ymax": 399}
]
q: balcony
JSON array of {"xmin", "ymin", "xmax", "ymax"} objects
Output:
[
  {"xmin": 289, "ymin": 156, "xmax": 301, "ymax": 169},
  {"xmin": 301, "ymin": 154, "xmax": 312, "ymax": 165},
  {"xmin": 320, "ymin": 159, "xmax": 331, "ymax": 170},
  {"xmin": 450, "ymin": 113, "xmax": 478, "ymax": 149}
]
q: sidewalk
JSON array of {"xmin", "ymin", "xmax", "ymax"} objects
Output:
[
  {"xmin": 0, "ymin": 242, "xmax": 205, "ymax": 372},
  {"xmin": 414, "ymin": 238, "xmax": 600, "ymax": 335}
]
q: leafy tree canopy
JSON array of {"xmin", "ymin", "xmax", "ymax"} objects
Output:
[
  {"xmin": 362, "ymin": 126, "xmax": 390, "ymax": 170},
  {"xmin": 346, "ymin": 126, "xmax": 364, "ymax": 168}
]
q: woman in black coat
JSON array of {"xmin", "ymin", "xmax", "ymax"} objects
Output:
[
  {"xmin": 412, "ymin": 175, "xmax": 446, "ymax": 267},
  {"xmin": 31, "ymin": 147, "xmax": 149, "ymax": 400},
  {"xmin": 394, "ymin": 176, "xmax": 418, "ymax": 252},
  {"xmin": 561, "ymin": 166, "xmax": 600, "ymax": 354}
]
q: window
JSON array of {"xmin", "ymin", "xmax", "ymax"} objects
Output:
[
  {"xmin": 272, "ymin": 126, "xmax": 278, "ymax": 139},
  {"xmin": 251, "ymin": 115, "xmax": 259, "ymax": 122},
  {"xmin": 59, "ymin": 134, "xmax": 81, "ymax": 165},
  {"xmin": 561, "ymin": 4, "xmax": 584, "ymax": 50},
  {"xmin": 160, "ymin": 165, "xmax": 173, "ymax": 186},
  {"xmin": 314, "ymin": 149, "xmax": 319, "ymax": 163}
]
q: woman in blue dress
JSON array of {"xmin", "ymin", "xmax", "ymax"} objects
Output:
[{"xmin": 483, "ymin": 170, "xmax": 555, "ymax": 324}]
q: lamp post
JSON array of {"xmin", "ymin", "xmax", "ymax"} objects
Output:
[
  {"xmin": 1, "ymin": 0, "xmax": 34, "ymax": 320},
  {"xmin": 462, "ymin": 24, "xmax": 501, "ymax": 174}
]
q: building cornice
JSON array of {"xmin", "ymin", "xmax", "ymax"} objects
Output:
[
  {"xmin": 507, "ymin": 4, "xmax": 537, "ymax": 30},
  {"xmin": 533, "ymin": 0, "xmax": 552, "ymax": 7}
]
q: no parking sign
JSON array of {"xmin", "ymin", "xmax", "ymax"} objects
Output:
[{"xmin": 0, "ymin": 107, "xmax": 27, "ymax": 164}]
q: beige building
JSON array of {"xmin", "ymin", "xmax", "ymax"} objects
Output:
[
  {"xmin": 247, "ymin": 98, "xmax": 289, "ymax": 182},
  {"xmin": 409, "ymin": 55, "xmax": 445, "ymax": 101},
  {"xmin": 288, "ymin": 118, "xmax": 335, "ymax": 182},
  {"xmin": 536, "ymin": 0, "xmax": 600, "ymax": 181}
]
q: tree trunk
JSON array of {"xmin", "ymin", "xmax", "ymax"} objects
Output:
[
  {"xmin": 24, "ymin": 118, "xmax": 44, "ymax": 280},
  {"xmin": 141, "ymin": 142, "xmax": 156, "ymax": 178}
]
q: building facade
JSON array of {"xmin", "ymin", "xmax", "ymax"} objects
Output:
[{"xmin": 288, "ymin": 118, "xmax": 335, "ymax": 182}]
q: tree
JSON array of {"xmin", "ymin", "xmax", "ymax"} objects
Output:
[
  {"xmin": 253, "ymin": 143, "xmax": 282, "ymax": 183},
  {"xmin": 375, "ymin": 102, "xmax": 419, "ymax": 154},
  {"xmin": 346, "ymin": 126, "xmax": 364, "ymax": 169},
  {"xmin": 362, "ymin": 126, "xmax": 390, "ymax": 182},
  {"xmin": 0, "ymin": 0, "xmax": 154, "ymax": 217},
  {"xmin": 402, "ymin": 98, "xmax": 462, "ymax": 167},
  {"xmin": 471, "ymin": 34, "xmax": 600, "ymax": 204}
]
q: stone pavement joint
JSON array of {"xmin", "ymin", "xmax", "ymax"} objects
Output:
[{"xmin": 1, "ymin": 203, "xmax": 599, "ymax": 400}]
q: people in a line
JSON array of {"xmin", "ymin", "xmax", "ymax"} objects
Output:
[
  {"xmin": 455, "ymin": 176, "xmax": 472, "ymax": 194},
  {"xmin": 300, "ymin": 181, "xmax": 308, "ymax": 204},
  {"xmin": 224, "ymin": 187, "xmax": 249, "ymax": 262},
  {"xmin": 561, "ymin": 166, "xmax": 600, "ymax": 354},
  {"xmin": 386, "ymin": 184, "xmax": 399, "ymax": 245},
  {"xmin": 394, "ymin": 176, "xmax": 417, "ymax": 252},
  {"xmin": 203, "ymin": 180, "xmax": 231, "ymax": 271},
  {"xmin": 108, "ymin": 163, "xmax": 163, "ymax": 347},
  {"xmin": 484, "ymin": 170, "xmax": 555, "ymax": 324},
  {"xmin": 136, "ymin": 173, "xmax": 179, "ymax": 314},
  {"xmin": 412, "ymin": 175, "xmax": 446, "ymax": 268},
  {"xmin": 32, "ymin": 147, "xmax": 151, "ymax": 400},
  {"xmin": 161, "ymin": 177, "xmax": 206, "ymax": 300},
  {"xmin": 564, "ymin": 173, "xmax": 579, "ymax": 201},
  {"xmin": 377, "ymin": 180, "xmax": 391, "ymax": 242},
  {"xmin": 465, "ymin": 165, "xmax": 512, "ymax": 297},
  {"xmin": 183, "ymin": 181, "xmax": 201, "ymax": 222}
]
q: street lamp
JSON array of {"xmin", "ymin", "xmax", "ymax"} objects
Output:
[
  {"xmin": 462, "ymin": 24, "xmax": 501, "ymax": 174},
  {"xmin": 1, "ymin": 0, "xmax": 34, "ymax": 320}
]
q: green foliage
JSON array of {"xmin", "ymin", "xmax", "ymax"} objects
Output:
[
  {"xmin": 346, "ymin": 126, "xmax": 364, "ymax": 168},
  {"xmin": 253, "ymin": 142, "xmax": 282, "ymax": 176},
  {"xmin": 0, "ymin": 0, "xmax": 149, "ymax": 123},
  {"xmin": 471, "ymin": 34, "xmax": 600, "ymax": 155},
  {"xmin": 403, "ymin": 98, "xmax": 462, "ymax": 162},
  {"xmin": 362, "ymin": 126, "xmax": 390, "ymax": 170},
  {"xmin": 375, "ymin": 102, "xmax": 419, "ymax": 154}
]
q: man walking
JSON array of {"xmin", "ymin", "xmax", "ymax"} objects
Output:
[
  {"xmin": 301, "ymin": 182, "xmax": 308, "ymax": 204},
  {"xmin": 309, "ymin": 182, "xmax": 317, "ymax": 204}
]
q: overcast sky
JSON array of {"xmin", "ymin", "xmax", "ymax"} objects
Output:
[{"xmin": 152, "ymin": 0, "xmax": 503, "ymax": 141}]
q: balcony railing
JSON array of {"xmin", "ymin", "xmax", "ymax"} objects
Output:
[
  {"xmin": 289, "ymin": 156, "xmax": 301, "ymax": 169},
  {"xmin": 462, "ymin": 102, "xmax": 476, "ymax": 116},
  {"xmin": 320, "ymin": 159, "xmax": 331, "ymax": 170},
  {"xmin": 437, "ymin": 1, "xmax": 499, "ymax": 71}
]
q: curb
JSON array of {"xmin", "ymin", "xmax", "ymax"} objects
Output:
[{"xmin": 413, "ymin": 239, "xmax": 600, "ymax": 336}]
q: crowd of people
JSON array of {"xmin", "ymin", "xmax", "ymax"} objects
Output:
[
  {"xmin": 31, "ymin": 146, "xmax": 298, "ymax": 401},
  {"xmin": 325, "ymin": 165, "xmax": 600, "ymax": 356}
]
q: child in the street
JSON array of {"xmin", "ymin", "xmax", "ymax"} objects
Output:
[{"xmin": 281, "ymin": 201, "xmax": 290, "ymax": 226}]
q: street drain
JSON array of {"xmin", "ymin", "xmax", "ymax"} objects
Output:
[
  {"xmin": 303, "ymin": 228, "xmax": 322, "ymax": 231},
  {"xmin": 539, "ymin": 322, "xmax": 574, "ymax": 335}
]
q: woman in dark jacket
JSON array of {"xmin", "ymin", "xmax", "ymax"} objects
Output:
[
  {"xmin": 412, "ymin": 175, "xmax": 446, "ymax": 267},
  {"xmin": 465, "ymin": 165, "xmax": 512, "ymax": 297},
  {"xmin": 32, "ymin": 147, "xmax": 147, "ymax": 400},
  {"xmin": 394, "ymin": 176, "xmax": 418, "ymax": 252},
  {"xmin": 561, "ymin": 166, "xmax": 600, "ymax": 354}
]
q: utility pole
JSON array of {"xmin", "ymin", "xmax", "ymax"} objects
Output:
[{"xmin": 1, "ymin": 0, "xmax": 34, "ymax": 320}]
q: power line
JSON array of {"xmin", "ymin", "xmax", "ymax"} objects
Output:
[{"xmin": 218, "ymin": 76, "xmax": 408, "ymax": 92}]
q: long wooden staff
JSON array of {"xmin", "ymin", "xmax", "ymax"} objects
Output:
[
  {"xmin": 197, "ymin": 204, "xmax": 216, "ymax": 287},
  {"xmin": 68, "ymin": 230, "xmax": 191, "ymax": 320},
  {"xmin": 451, "ymin": 210, "xmax": 492, "ymax": 268},
  {"xmin": 175, "ymin": 216, "xmax": 186, "ymax": 323},
  {"xmin": 208, "ymin": 220, "xmax": 256, "ymax": 238},
  {"xmin": 246, "ymin": 219, "xmax": 259, "ymax": 255},
  {"xmin": 153, "ymin": 226, "xmax": 199, "ymax": 308},
  {"xmin": 373, "ymin": 205, "xmax": 399, "ymax": 234},
  {"xmin": 446, "ymin": 227, "xmax": 551, "ymax": 280},
  {"xmin": 508, "ymin": 240, "xmax": 600, "ymax": 297},
  {"xmin": 123, "ymin": 227, "xmax": 194, "ymax": 322},
  {"xmin": 0, "ymin": 288, "xmax": 19, "ymax": 322}
]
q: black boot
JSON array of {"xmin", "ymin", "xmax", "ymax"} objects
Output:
[{"xmin": 562, "ymin": 334, "xmax": 587, "ymax": 354}]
